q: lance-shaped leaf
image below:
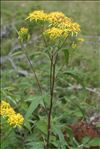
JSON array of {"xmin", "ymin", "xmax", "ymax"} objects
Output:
[
  {"xmin": 25, "ymin": 96, "xmax": 43, "ymax": 120},
  {"xmin": 64, "ymin": 68, "xmax": 85, "ymax": 87},
  {"xmin": 26, "ymin": 141, "xmax": 44, "ymax": 149},
  {"xmin": 52, "ymin": 124, "xmax": 68, "ymax": 149},
  {"xmin": 63, "ymin": 49, "xmax": 69, "ymax": 65}
]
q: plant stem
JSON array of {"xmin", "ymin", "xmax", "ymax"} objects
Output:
[
  {"xmin": 21, "ymin": 44, "xmax": 42, "ymax": 95},
  {"xmin": 21, "ymin": 44, "xmax": 48, "ymax": 112},
  {"xmin": 46, "ymin": 51, "xmax": 57, "ymax": 149}
]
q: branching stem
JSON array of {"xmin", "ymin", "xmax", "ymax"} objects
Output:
[{"xmin": 46, "ymin": 51, "xmax": 57, "ymax": 149}]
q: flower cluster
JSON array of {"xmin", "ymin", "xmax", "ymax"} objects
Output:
[
  {"xmin": 26, "ymin": 10, "xmax": 48, "ymax": 22},
  {"xmin": 68, "ymin": 22, "xmax": 80, "ymax": 34},
  {"xmin": 43, "ymin": 27, "xmax": 68, "ymax": 40},
  {"xmin": 26, "ymin": 10, "xmax": 80, "ymax": 34},
  {"xmin": 21, "ymin": 10, "xmax": 83, "ymax": 45},
  {"xmin": 19, "ymin": 27, "xmax": 28, "ymax": 34},
  {"xmin": 48, "ymin": 13, "xmax": 80, "ymax": 35},
  {"xmin": 47, "ymin": 11, "xmax": 66, "ymax": 25},
  {"xmin": 18, "ymin": 27, "xmax": 29, "ymax": 42},
  {"xmin": 71, "ymin": 38, "xmax": 84, "ymax": 49},
  {"xmin": 0, "ymin": 101, "xmax": 24, "ymax": 127}
]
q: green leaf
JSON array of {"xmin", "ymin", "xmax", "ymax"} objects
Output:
[
  {"xmin": 65, "ymin": 126, "xmax": 74, "ymax": 139},
  {"xmin": 82, "ymin": 136, "xmax": 91, "ymax": 145},
  {"xmin": 11, "ymin": 51, "xmax": 22, "ymax": 57},
  {"xmin": 88, "ymin": 137, "xmax": 100, "ymax": 147},
  {"xmin": 25, "ymin": 96, "xmax": 43, "ymax": 120},
  {"xmin": 96, "ymin": 122, "xmax": 100, "ymax": 128},
  {"xmin": 24, "ymin": 120, "xmax": 31, "ymax": 132},
  {"xmin": 36, "ymin": 119, "xmax": 47, "ymax": 135},
  {"xmin": 52, "ymin": 124, "xmax": 68, "ymax": 149},
  {"xmin": 64, "ymin": 68, "xmax": 85, "ymax": 87},
  {"xmin": 73, "ymin": 108, "xmax": 84, "ymax": 118},
  {"xmin": 30, "ymin": 51, "xmax": 50, "ymax": 60},
  {"xmin": 63, "ymin": 49, "xmax": 69, "ymax": 65},
  {"xmin": 27, "ymin": 141, "xmax": 44, "ymax": 149}
]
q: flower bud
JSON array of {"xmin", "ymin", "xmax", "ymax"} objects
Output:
[{"xmin": 18, "ymin": 27, "xmax": 30, "ymax": 42}]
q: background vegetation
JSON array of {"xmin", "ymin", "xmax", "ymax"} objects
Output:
[{"xmin": 1, "ymin": 1, "xmax": 100, "ymax": 149}]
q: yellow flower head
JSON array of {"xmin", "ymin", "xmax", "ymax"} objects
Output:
[
  {"xmin": 0, "ymin": 101, "xmax": 11, "ymax": 116},
  {"xmin": 22, "ymin": 10, "xmax": 82, "ymax": 46},
  {"xmin": 26, "ymin": 10, "xmax": 47, "ymax": 22},
  {"xmin": 20, "ymin": 27, "xmax": 28, "ymax": 34},
  {"xmin": 8, "ymin": 113, "xmax": 24, "ymax": 127},
  {"xmin": 43, "ymin": 27, "xmax": 68, "ymax": 40},
  {"xmin": 47, "ymin": 12, "xmax": 80, "ymax": 34},
  {"xmin": 5, "ymin": 108, "xmax": 16, "ymax": 117},
  {"xmin": 25, "ymin": 10, "xmax": 81, "ymax": 36},
  {"xmin": 0, "ymin": 100, "xmax": 24, "ymax": 127},
  {"xmin": 69, "ymin": 22, "xmax": 80, "ymax": 34},
  {"xmin": 47, "ymin": 11, "xmax": 66, "ymax": 25},
  {"xmin": 77, "ymin": 38, "xmax": 84, "ymax": 43},
  {"xmin": 18, "ymin": 27, "xmax": 29, "ymax": 42},
  {"xmin": 57, "ymin": 17, "xmax": 72, "ymax": 29},
  {"xmin": 71, "ymin": 42, "xmax": 77, "ymax": 49},
  {"xmin": 0, "ymin": 101, "xmax": 10, "ymax": 109}
]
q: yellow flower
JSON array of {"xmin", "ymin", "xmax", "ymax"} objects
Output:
[
  {"xmin": 18, "ymin": 27, "xmax": 28, "ymax": 35},
  {"xmin": 26, "ymin": 10, "xmax": 47, "ymax": 22},
  {"xmin": 5, "ymin": 108, "xmax": 16, "ymax": 117},
  {"xmin": 69, "ymin": 22, "xmax": 80, "ymax": 34},
  {"xmin": 0, "ymin": 101, "xmax": 11, "ymax": 116},
  {"xmin": 71, "ymin": 42, "xmax": 77, "ymax": 49},
  {"xmin": 57, "ymin": 17, "xmax": 72, "ymax": 29},
  {"xmin": 71, "ymin": 37, "xmax": 84, "ymax": 49},
  {"xmin": 47, "ymin": 11, "xmax": 66, "ymax": 25},
  {"xmin": 43, "ymin": 27, "xmax": 68, "ymax": 40},
  {"xmin": 77, "ymin": 38, "xmax": 84, "ymax": 42},
  {"xmin": 47, "ymin": 12, "xmax": 80, "ymax": 34},
  {"xmin": 18, "ymin": 27, "xmax": 29, "ymax": 42},
  {"xmin": 20, "ymin": 27, "xmax": 28, "ymax": 34},
  {"xmin": 0, "ymin": 101, "xmax": 10, "ymax": 109},
  {"xmin": 25, "ymin": 10, "xmax": 81, "ymax": 36},
  {"xmin": 0, "ymin": 101, "xmax": 24, "ymax": 127},
  {"xmin": 8, "ymin": 113, "xmax": 24, "ymax": 127}
]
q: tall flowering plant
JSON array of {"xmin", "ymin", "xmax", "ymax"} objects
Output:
[{"xmin": 18, "ymin": 10, "xmax": 84, "ymax": 149}]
